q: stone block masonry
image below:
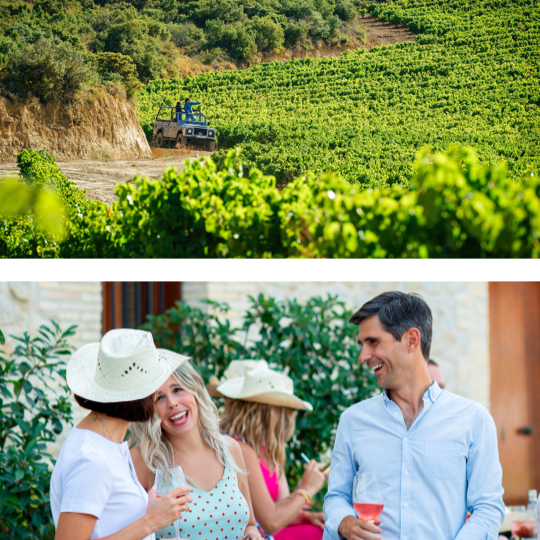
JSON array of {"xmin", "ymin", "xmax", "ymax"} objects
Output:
[{"xmin": 182, "ymin": 282, "xmax": 491, "ymax": 410}]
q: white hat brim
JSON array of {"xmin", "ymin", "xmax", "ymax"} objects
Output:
[
  {"xmin": 206, "ymin": 375, "xmax": 223, "ymax": 397},
  {"xmin": 217, "ymin": 378, "xmax": 312, "ymax": 411},
  {"xmin": 67, "ymin": 343, "xmax": 189, "ymax": 403}
]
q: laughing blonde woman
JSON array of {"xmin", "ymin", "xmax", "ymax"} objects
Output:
[
  {"xmin": 129, "ymin": 361, "xmax": 261, "ymax": 540},
  {"xmin": 50, "ymin": 329, "xmax": 192, "ymax": 540},
  {"xmin": 217, "ymin": 367, "xmax": 327, "ymax": 540}
]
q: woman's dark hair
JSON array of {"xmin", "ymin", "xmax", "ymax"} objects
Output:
[
  {"xmin": 74, "ymin": 393, "xmax": 155, "ymax": 422},
  {"xmin": 349, "ymin": 291, "xmax": 432, "ymax": 360}
]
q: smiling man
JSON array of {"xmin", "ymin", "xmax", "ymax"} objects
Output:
[{"xmin": 323, "ymin": 291, "xmax": 504, "ymax": 540}]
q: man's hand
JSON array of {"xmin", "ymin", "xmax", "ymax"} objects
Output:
[{"xmin": 338, "ymin": 515, "xmax": 384, "ymax": 540}]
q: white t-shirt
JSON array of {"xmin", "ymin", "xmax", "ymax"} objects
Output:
[{"xmin": 50, "ymin": 427, "xmax": 154, "ymax": 540}]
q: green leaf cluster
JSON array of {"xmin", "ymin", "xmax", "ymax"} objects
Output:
[
  {"xmin": 0, "ymin": 149, "xmax": 105, "ymax": 257},
  {"xmin": 1, "ymin": 146, "xmax": 539, "ymax": 258},
  {"xmin": 0, "ymin": 322, "xmax": 76, "ymax": 540},
  {"xmin": 141, "ymin": 294, "xmax": 379, "ymax": 506}
]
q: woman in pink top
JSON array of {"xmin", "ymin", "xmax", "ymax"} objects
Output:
[{"xmin": 217, "ymin": 368, "xmax": 327, "ymax": 540}]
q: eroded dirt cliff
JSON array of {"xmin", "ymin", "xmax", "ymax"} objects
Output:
[{"xmin": 0, "ymin": 89, "xmax": 151, "ymax": 162}]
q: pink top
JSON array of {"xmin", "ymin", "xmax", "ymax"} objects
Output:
[{"xmin": 259, "ymin": 459, "xmax": 280, "ymax": 501}]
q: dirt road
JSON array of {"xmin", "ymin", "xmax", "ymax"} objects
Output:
[
  {"xmin": 0, "ymin": 148, "xmax": 214, "ymax": 205},
  {"xmin": 55, "ymin": 148, "xmax": 215, "ymax": 204}
]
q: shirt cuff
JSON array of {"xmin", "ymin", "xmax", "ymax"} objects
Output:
[
  {"xmin": 454, "ymin": 520, "xmax": 492, "ymax": 540},
  {"xmin": 325, "ymin": 504, "xmax": 357, "ymax": 540}
]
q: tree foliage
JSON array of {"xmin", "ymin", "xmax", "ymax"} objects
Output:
[
  {"xmin": 0, "ymin": 322, "xmax": 76, "ymax": 540},
  {"xmin": 141, "ymin": 294, "xmax": 378, "ymax": 498},
  {"xmin": 4, "ymin": 39, "xmax": 95, "ymax": 103}
]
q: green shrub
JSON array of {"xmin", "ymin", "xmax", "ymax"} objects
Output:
[
  {"xmin": 204, "ymin": 20, "xmax": 257, "ymax": 61},
  {"xmin": 250, "ymin": 16, "xmax": 285, "ymax": 51},
  {"xmin": 92, "ymin": 52, "xmax": 142, "ymax": 99},
  {"xmin": 168, "ymin": 22, "xmax": 205, "ymax": 53},
  {"xmin": 141, "ymin": 294, "xmax": 378, "ymax": 503},
  {"xmin": 280, "ymin": 146, "xmax": 540, "ymax": 258},
  {"xmin": 0, "ymin": 149, "xmax": 107, "ymax": 258},
  {"xmin": 0, "ymin": 322, "xmax": 76, "ymax": 540},
  {"xmin": 1, "ymin": 146, "xmax": 539, "ymax": 258},
  {"xmin": 5, "ymin": 39, "xmax": 96, "ymax": 103}
]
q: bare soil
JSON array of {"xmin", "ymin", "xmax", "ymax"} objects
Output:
[
  {"xmin": 0, "ymin": 148, "xmax": 214, "ymax": 205},
  {"xmin": 0, "ymin": 18, "xmax": 414, "ymax": 205}
]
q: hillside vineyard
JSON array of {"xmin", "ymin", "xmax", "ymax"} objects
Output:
[{"xmin": 138, "ymin": 0, "xmax": 540, "ymax": 186}]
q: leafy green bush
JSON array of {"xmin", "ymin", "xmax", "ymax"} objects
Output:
[
  {"xmin": 4, "ymin": 39, "xmax": 96, "ymax": 103},
  {"xmin": 141, "ymin": 294, "xmax": 377, "ymax": 501},
  {"xmin": 92, "ymin": 52, "xmax": 142, "ymax": 99},
  {"xmin": 204, "ymin": 20, "xmax": 257, "ymax": 62},
  {"xmin": 1, "ymin": 146, "xmax": 539, "ymax": 258},
  {"xmin": 250, "ymin": 16, "xmax": 285, "ymax": 51},
  {"xmin": 0, "ymin": 322, "xmax": 76, "ymax": 540},
  {"xmin": 0, "ymin": 149, "xmax": 107, "ymax": 258}
]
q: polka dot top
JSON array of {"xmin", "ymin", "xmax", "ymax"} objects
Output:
[{"xmin": 155, "ymin": 463, "xmax": 250, "ymax": 540}]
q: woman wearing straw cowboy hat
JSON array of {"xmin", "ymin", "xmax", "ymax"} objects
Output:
[
  {"xmin": 218, "ymin": 365, "xmax": 327, "ymax": 540},
  {"xmin": 128, "ymin": 360, "xmax": 262, "ymax": 540},
  {"xmin": 50, "ymin": 329, "xmax": 193, "ymax": 540}
]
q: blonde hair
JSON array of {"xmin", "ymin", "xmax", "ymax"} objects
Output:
[
  {"xmin": 220, "ymin": 400, "xmax": 297, "ymax": 474},
  {"xmin": 130, "ymin": 362, "xmax": 242, "ymax": 477}
]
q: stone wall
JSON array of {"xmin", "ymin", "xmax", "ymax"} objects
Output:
[
  {"xmin": 182, "ymin": 282, "xmax": 491, "ymax": 410},
  {"xmin": 0, "ymin": 282, "xmax": 103, "ymax": 456},
  {"xmin": 0, "ymin": 281, "xmax": 102, "ymax": 351}
]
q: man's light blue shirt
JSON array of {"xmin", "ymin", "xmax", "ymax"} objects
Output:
[{"xmin": 323, "ymin": 382, "xmax": 504, "ymax": 540}]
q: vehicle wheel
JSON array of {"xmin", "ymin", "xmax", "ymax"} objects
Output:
[
  {"xmin": 155, "ymin": 131, "xmax": 165, "ymax": 148},
  {"xmin": 207, "ymin": 141, "xmax": 216, "ymax": 151},
  {"xmin": 176, "ymin": 132, "xmax": 187, "ymax": 147}
]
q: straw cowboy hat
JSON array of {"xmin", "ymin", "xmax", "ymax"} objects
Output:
[
  {"xmin": 206, "ymin": 359, "xmax": 270, "ymax": 397},
  {"xmin": 216, "ymin": 368, "xmax": 313, "ymax": 411},
  {"xmin": 67, "ymin": 329, "xmax": 189, "ymax": 403}
]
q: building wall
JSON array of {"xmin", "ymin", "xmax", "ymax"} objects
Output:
[
  {"xmin": 0, "ymin": 281, "xmax": 103, "ymax": 456},
  {"xmin": 0, "ymin": 281, "xmax": 102, "ymax": 351},
  {"xmin": 182, "ymin": 282, "xmax": 491, "ymax": 410}
]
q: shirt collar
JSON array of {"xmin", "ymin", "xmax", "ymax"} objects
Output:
[{"xmin": 382, "ymin": 380, "xmax": 442, "ymax": 404}]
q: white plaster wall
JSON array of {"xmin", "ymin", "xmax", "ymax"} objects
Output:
[{"xmin": 182, "ymin": 282, "xmax": 491, "ymax": 410}]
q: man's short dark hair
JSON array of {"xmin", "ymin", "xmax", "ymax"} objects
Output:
[
  {"xmin": 428, "ymin": 359, "xmax": 438, "ymax": 367},
  {"xmin": 74, "ymin": 393, "xmax": 155, "ymax": 422},
  {"xmin": 350, "ymin": 291, "xmax": 432, "ymax": 360}
]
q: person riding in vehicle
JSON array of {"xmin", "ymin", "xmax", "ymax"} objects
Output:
[
  {"xmin": 175, "ymin": 102, "xmax": 183, "ymax": 122},
  {"xmin": 184, "ymin": 97, "xmax": 203, "ymax": 122}
]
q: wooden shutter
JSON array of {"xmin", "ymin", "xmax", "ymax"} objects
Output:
[
  {"xmin": 489, "ymin": 282, "xmax": 540, "ymax": 505},
  {"xmin": 102, "ymin": 282, "xmax": 181, "ymax": 333}
]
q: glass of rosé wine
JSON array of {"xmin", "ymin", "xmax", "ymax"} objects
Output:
[{"xmin": 353, "ymin": 472, "xmax": 384, "ymax": 522}]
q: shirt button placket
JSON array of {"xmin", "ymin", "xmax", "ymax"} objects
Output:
[{"xmin": 401, "ymin": 437, "xmax": 412, "ymax": 540}]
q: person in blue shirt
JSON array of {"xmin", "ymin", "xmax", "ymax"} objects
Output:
[
  {"xmin": 323, "ymin": 291, "xmax": 504, "ymax": 540},
  {"xmin": 184, "ymin": 97, "xmax": 203, "ymax": 122}
]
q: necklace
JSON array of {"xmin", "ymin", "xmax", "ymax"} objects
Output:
[
  {"xmin": 92, "ymin": 412, "xmax": 129, "ymax": 464},
  {"xmin": 91, "ymin": 412, "xmax": 142, "ymax": 491},
  {"xmin": 92, "ymin": 411, "xmax": 121, "ymax": 442}
]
